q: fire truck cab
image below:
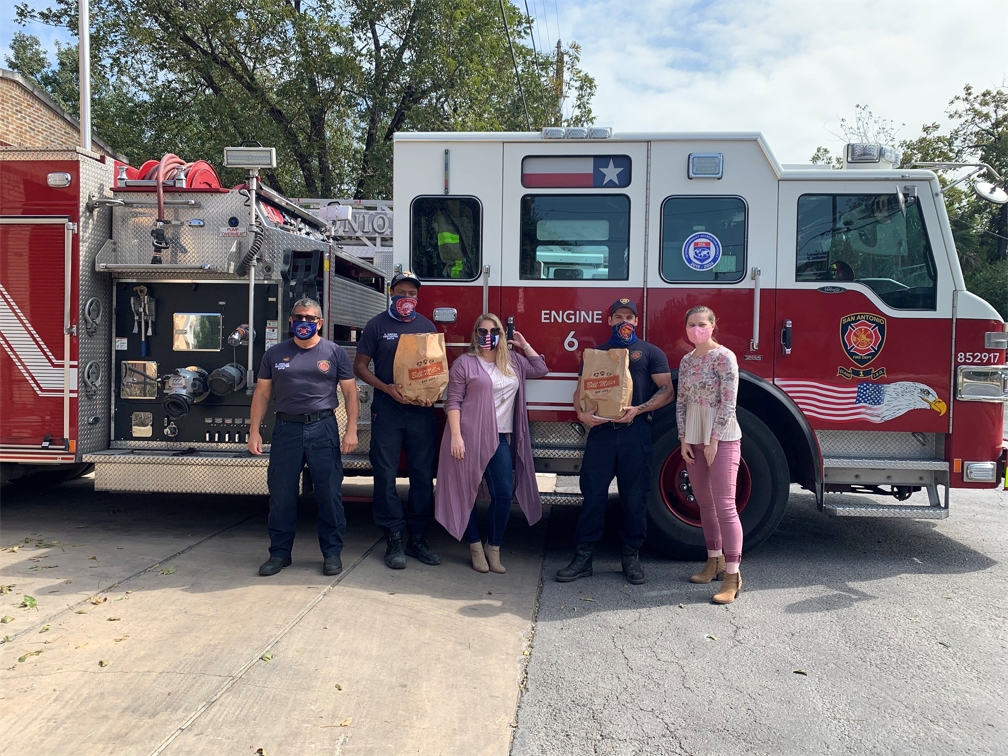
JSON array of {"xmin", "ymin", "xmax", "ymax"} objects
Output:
[{"xmin": 393, "ymin": 130, "xmax": 1007, "ymax": 556}]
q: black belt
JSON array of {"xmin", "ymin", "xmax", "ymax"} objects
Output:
[{"xmin": 276, "ymin": 409, "xmax": 336, "ymax": 424}]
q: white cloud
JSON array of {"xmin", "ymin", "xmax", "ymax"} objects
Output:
[{"xmin": 551, "ymin": 0, "xmax": 1008, "ymax": 163}]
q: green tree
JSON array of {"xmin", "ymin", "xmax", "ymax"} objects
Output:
[
  {"xmin": 901, "ymin": 85, "xmax": 1008, "ymax": 318},
  {"xmin": 8, "ymin": 0, "xmax": 595, "ymax": 198}
]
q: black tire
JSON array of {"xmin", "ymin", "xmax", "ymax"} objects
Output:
[{"xmin": 645, "ymin": 407, "xmax": 790, "ymax": 560}]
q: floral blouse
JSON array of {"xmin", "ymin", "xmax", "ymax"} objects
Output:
[{"xmin": 676, "ymin": 346, "xmax": 742, "ymax": 444}]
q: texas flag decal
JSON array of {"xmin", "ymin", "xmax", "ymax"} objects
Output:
[{"xmin": 522, "ymin": 155, "xmax": 632, "ymax": 188}]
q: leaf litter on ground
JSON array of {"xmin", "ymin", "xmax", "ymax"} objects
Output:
[
  {"xmin": 158, "ymin": 567, "xmax": 176, "ymax": 575},
  {"xmin": 20, "ymin": 595, "xmax": 37, "ymax": 610},
  {"xmin": 18, "ymin": 649, "xmax": 42, "ymax": 663},
  {"xmin": 261, "ymin": 652, "xmax": 274, "ymax": 662},
  {"xmin": 88, "ymin": 595, "xmax": 107, "ymax": 605},
  {"xmin": 1, "ymin": 616, "xmax": 13, "ymax": 624},
  {"xmin": 0, "ymin": 585, "xmax": 13, "ymax": 594}
]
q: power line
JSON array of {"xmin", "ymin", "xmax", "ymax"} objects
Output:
[
  {"xmin": 499, "ymin": 0, "xmax": 532, "ymax": 130},
  {"xmin": 523, "ymin": 0, "xmax": 538, "ymax": 58},
  {"xmin": 540, "ymin": 0, "xmax": 552, "ymax": 57},
  {"xmin": 553, "ymin": 0, "xmax": 561, "ymax": 45}
]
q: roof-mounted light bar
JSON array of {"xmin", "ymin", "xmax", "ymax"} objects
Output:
[
  {"xmin": 540, "ymin": 126, "xmax": 613, "ymax": 140},
  {"xmin": 845, "ymin": 143, "xmax": 901, "ymax": 167}
]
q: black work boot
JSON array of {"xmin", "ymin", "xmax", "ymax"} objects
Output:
[
  {"xmin": 258, "ymin": 555, "xmax": 291, "ymax": 576},
  {"xmin": 322, "ymin": 554, "xmax": 343, "ymax": 576},
  {"xmin": 621, "ymin": 546, "xmax": 646, "ymax": 585},
  {"xmin": 555, "ymin": 543, "xmax": 594, "ymax": 582},
  {"xmin": 384, "ymin": 531, "xmax": 407, "ymax": 570},
  {"xmin": 405, "ymin": 535, "xmax": 441, "ymax": 565}
]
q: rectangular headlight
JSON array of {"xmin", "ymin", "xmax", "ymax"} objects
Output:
[
  {"xmin": 964, "ymin": 462, "xmax": 997, "ymax": 483},
  {"xmin": 957, "ymin": 365, "xmax": 1008, "ymax": 401},
  {"xmin": 223, "ymin": 146, "xmax": 277, "ymax": 169}
]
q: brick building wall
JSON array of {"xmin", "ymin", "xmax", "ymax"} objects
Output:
[{"xmin": 0, "ymin": 69, "xmax": 122, "ymax": 159}]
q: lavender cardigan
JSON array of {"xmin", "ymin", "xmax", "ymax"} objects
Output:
[{"xmin": 434, "ymin": 351, "xmax": 549, "ymax": 541}]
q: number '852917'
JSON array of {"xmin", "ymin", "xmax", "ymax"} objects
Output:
[{"xmin": 957, "ymin": 352, "xmax": 1003, "ymax": 364}]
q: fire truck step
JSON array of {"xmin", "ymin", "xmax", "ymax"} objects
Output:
[
  {"xmin": 540, "ymin": 492, "xmax": 585, "ymax": 507},
  {"xmin": 822, "ymin": 501, "xmax": 949, "ymax": 519},
  {"xmin": 821, "ymin": 457, "xmax": 948, "ymax": 470}
]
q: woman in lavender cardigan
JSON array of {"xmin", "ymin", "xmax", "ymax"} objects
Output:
[{"xmin": 434, "ymin": 313, "xmax": 548, "ymax": 573}]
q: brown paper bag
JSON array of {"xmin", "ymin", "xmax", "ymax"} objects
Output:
[
  {"xmin": 579, "ymin": 348, "xmax": 634, "ymax": 419},
  {"xmin": 393, "ymin": 333, "xmax": 450, "ymax": 404}
]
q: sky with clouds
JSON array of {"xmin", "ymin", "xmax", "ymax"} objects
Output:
[{"xmin": 2, "ymin": 0, "xmax": 1006, "ymax": 165}]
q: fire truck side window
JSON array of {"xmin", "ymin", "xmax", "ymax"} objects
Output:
[
  {"xmin": 410, "ymin": 197, "xmax": 482, "ymax": 280},
  {"xmin": 659, "ymin": 196, "xmax": 747, "ymax": 283},
  {"xmin": 796, "ymin": 194, "xmax": 938, "ymax": 310},
  {"xmin": 519, "ymin": 195, "xmax": 630, "ymax": 280}
]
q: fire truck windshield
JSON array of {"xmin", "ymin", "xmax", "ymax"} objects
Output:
[{"xmin": 796, "ymin": 193, "xmax": 938, "ymax": 310}]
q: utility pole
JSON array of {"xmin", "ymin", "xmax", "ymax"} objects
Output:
[{"xmin": 554, "ymin": 39, "xmax": 564, "ymax": 126}]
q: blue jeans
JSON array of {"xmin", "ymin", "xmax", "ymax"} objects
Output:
[
  {"xmin": 266, "ymin": 414, "xmax": 346, "ymax": 558},
  {"xmin": 464, "ymin": 434, "xmax": 513, "ymax": 546}
]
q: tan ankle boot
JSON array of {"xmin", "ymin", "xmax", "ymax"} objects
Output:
[
  {"xmin": 484, "ymin": 544, "xmax": 506, "ymax": 574},
  {"xmin": 690, "ymin": 555, "xmax": 726, "ymax": 584},
  {"xmin": 713, "ymin": 570, "xmax": 742, "ymax": 604},
  {"xmin": 470, "ymin": 542, "xmax": 489, "ymax": 573}
]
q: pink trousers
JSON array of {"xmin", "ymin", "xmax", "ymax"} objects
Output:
[{"xmin": 689, "ymin": 440, "xmax": 742, "ymax": 564}]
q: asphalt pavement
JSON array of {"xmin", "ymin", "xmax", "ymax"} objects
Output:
[{"xmin": 513, "ymin": 485, "xmax": 1008, "ymax": 756}]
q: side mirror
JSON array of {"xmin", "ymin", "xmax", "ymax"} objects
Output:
[
  {"xmin": 895, "ymin": 184, "xmax": 906, "ymax": 217},
  {"xmin": 973, "ymin": 180, "xmax": 1008, "ymax": 205}
]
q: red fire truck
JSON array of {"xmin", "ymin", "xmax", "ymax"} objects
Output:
[
  {"xmin": 1, "ymin": 131, "xmax": 1006, "ymax": 558},
  {"xmin": 390, "ymin": 129, "xmax": 1007, "ymax": 555}
]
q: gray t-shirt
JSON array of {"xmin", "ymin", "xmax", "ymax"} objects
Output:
[{"xmin": 258, "ymin": 338, "xmax": 353, "ymax": 414}]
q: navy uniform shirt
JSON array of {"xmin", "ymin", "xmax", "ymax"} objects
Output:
[
  {"xmin": 356, "ymin": 311, "xmax": 437, "ymax": 386},
  {"xmin": 258, "ymin": 338, "xmax": 353, "ymax": 415},
  {"xmin": 580, "ymin": 340, "xmax": 671, "ymax": 408}
]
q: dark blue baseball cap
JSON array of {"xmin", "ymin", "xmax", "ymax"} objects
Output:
[{"xmin": 609, "ymin": 298, "xmax": 638, "ymax": 316}]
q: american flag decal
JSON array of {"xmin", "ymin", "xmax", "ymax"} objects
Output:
[{"xmin": 775, "ymin": 379, "xmax": 947, "ymax": 423}]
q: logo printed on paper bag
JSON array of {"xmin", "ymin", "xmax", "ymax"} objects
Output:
[
  {"xmin": 682, "ymin": 232, "xmax": 722, "ymax": 271},
  {"xmin": 408, "ymin": 360, "xmax": 445, "ymax": 382},
  {"xmin": 584, "ymin": 370, "xmax": 619, "ymax": 394},
  {"xmin": 838, "ymin": 313, "xmax": 887, "ymax": 379}
]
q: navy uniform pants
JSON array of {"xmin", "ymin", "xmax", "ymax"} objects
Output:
[
  {"xmin": 267, "ymin": 414, "xmax": 345, "ymax": 559},
  {"xmin": 575, "ymin": 418, "xmax": 653, "ymax": 550},
  {"xmin": 368, "ymin": 395, "xmax": 437, "ymax": 536}
]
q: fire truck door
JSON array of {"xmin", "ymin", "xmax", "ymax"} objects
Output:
[
  {"xmin": 499, "ymin": 141, "xmax": 649, "ymax": 413},
  {"xmin": 395, "ymin": 141, "xmax": 504, "ymax": 358},
  {"xmin": 0, "ymin": 216, "xmax": 76, "ymax": 453},
  {"xmin": 774, "ymin": 179, "xmax": 954, "ymax": 434},
  {"xmin": 644, "ymin": 141, "xmax": 779, "ymax": 380}
]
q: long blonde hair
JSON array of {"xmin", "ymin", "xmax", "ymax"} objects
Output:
[{"xmin": 467, "ymin": 313, "xmax": 515, "ymax": 377}]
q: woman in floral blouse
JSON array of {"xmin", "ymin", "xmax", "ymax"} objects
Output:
[{"xmin": 676, "ymin": 305, "xmax": 744, "ymax": 603}]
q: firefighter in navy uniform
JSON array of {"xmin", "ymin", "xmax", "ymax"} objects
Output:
[
  {"xmin": 249, "ymin": 297, "xmax": 359, "ymax": 577},
  {"xmin": 354, "ymin": 271, "xmax": 442, "ymax": 569},
  {"xmin": 556, "ymin": 299, "xmax": 674, "ymax": 585}
]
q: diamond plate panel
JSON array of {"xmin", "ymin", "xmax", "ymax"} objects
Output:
[
  {"xmin": 86, "ymin": 450, "xmax": 270, "ymax": 494},
  {"xmin": 823, "ymin": 502, "xmax": 948, "ymax": 519},
  {"xmin": 530, "ymin": 421, "xmax": 587, "ymax": 459},
  {"xmin": 816, "ymin": 430, "xmax": 944, "ymax": 460},
  {"xmin": 76, "ymin": 154, "xmax": 115, "ymax": 456}
]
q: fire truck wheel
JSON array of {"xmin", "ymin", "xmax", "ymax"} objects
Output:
[{"xmin": 646, "ymin": 407, "xmax": 789, "ymax": 560}]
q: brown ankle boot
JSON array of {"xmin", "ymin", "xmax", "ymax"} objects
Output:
[
  {"xmin": 713, "ymin": 570, "xmax": 742, "ymax": 604},
  {"xmin": 470, "ymin": 542, "xmax": 489, "ymax": 573},
  {"xmin": 690, "ymin": 555, "xmax": 726, "ymax": 584},
  {"xmin": 484, "ymin": 544, "xmax": 506, "ymax": 574}
]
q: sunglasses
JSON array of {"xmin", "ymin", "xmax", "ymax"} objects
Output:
[
  {"xmin": 292, "ymin": 314, "xmax": 321, "ymax": 323},
  {"xmin": 476, "ymin": 327, "xmax": 501, "ymax": 337}
]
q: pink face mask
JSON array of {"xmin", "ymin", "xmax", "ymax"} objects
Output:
[{"xmin": 687, "ymin": 325, "xmax": 713, "ymax": 345}]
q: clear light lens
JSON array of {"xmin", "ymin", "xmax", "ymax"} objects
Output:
[
  {"xmin": 541, "ymin": 127, "xmax": 565, "ymax": 139},
  {"xmin": 565, "ymin": 127, "xmax": 589, "ymax": 139},
  {"xmin": 964, "ymin": 462, "xmax": 997, "ymax": 483},
  {"xmin": 688, "ymin": 153, "xmax": 723, "ymax": 179},
  {"xmin": 846, "ymin": 143, "xmax": 881, "ymax": 163},
  {"xmin": 588, "ymin": 127, "xmax": 613, "ymax": 139},
  {"xmin": 47, "ymin": 172, "xmax": 72, "ymax": 188},
  {"xmin": 223, "ymin": 147, "xmax": 277, "ymax": 169}
]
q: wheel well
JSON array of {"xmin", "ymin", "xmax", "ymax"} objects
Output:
[
  {"xmin": 738, "ymin": 373, "xmax": 821, "ymax": 503},
  {"xmin": 655, "ymin": 369, "xmax": 822, "ymax": 505}
]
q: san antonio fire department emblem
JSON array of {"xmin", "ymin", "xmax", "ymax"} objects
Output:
[
  {"xmin": 838, "ymin": 313, "xmax": 887, "ymax": 379},
  {"xmin": 317, "ymin": 359, "xmax": 331, "ymax": 373}
]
